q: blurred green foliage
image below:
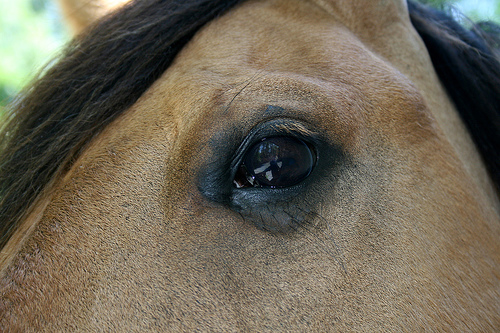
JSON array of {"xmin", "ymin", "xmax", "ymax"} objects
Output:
[
  {"xmin": 0, "ymin": 0, "xmax": 68, "ymax": 115},
  {"xmin": 424, "ymin": 0, "xmax": 500, "ymax": 24},
  {"xmin": 0, "ymin": 0, "xmax": 499, "ymax": 117}
]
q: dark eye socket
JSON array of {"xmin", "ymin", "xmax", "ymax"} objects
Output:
[{"xmin": 233, "ymin": 136, "xmax": 317, "ymax": 189}]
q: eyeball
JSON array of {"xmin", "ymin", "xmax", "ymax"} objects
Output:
[{"xmin": 234, "ymin": 137, "xmax": 316, "ymax": 188}]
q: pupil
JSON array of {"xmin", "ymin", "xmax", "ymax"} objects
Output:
[{"xmin": 242, "ymin": 137, "xmax": 315, "ymax": 188}]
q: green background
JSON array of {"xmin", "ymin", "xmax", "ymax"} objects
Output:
[{"xmin": 1, "ymin": 0, "xmax": 500, "ymax": 115}]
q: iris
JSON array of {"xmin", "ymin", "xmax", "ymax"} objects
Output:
[{"xmin": 234, "ymin": 137, "xmax": 316, "ymax": 188}]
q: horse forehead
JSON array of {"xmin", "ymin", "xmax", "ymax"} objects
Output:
[
  {"xmin": 151, "ymin": 0, "xmax": 434, "ymax": 169},
  {"xmin": 176, "ymin": 0, "xmax": 421, "ymax": 75},
  {"xmin": 311, "ymin": 0, "xmax": 409, "ymax": 30},
  {"xmin": 178, "ymin": 0, "xmax": 412, "ymax": 71},
  {"xmin": 169, "ymin": 0, "xmax": 423, "ymax": 102},
  {"xmin": 168, "ymin": 0, "xmax": 446, "ymax": 140}
]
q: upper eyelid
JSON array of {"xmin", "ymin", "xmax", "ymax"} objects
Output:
[{"xmin": 229, "ymin": 118, "xmax": 318, "ymax": 172}]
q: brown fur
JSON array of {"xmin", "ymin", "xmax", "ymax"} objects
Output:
[
  {"xmin": 58, "ymin": 0, "xmax": 129, "ymax": 34},
  {"xmin": 1, "ymin": 0, "xmax": 499, "ymax": 331},
  {"xmin": 0, "ymin": 0, "xmax": 245, "ymax": 250}
]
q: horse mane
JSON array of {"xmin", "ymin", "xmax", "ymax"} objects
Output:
[
  {"xmin": 0, "ymin": 0, "xmax": 499, "ymax": 249},
  {"xmin": 0, "ymin": 0, "xmax": 246, "ymax": 249},
  {"xmin": 408, "ymin": 1, "xmax": 500, "ymax": 192}
]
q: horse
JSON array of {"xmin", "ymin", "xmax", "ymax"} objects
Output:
[{"xmin": 1, "ymin": 0, "xmax": 499, "ymax": 330}]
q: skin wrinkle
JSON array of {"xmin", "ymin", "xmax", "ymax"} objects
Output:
[
  {"xmin": 221, "ymin": 70, "xmax": 267, "ymax": 117},
  {"xmin": 219, "ymin": 75, "xmax": 363, "ymax": 153}
]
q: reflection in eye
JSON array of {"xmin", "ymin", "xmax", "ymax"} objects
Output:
[{"xmin": 234, "ymin": 137, "xmax": 316, "ymax": 188}]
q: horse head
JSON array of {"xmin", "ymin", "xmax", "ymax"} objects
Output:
[{"xmin": 1, "ymin": 0, "xmax": 499, "ymax": 330}]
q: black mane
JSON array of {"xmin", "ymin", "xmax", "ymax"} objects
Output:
[
  {"xmin": 409, "ymin": 1, "xmax": 500, "ymax": 192},
  {"xmin": 0, "ymin": 0, "xmax": 498, "ymax": 249},
  {"xmin": 0, "ymin": 0, "xmax": 246, "ymax": 248}
]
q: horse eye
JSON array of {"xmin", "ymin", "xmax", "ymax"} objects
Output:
[{"xmin": 234, "ymin": 137, "xmax": 316, "ymax": 188}]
